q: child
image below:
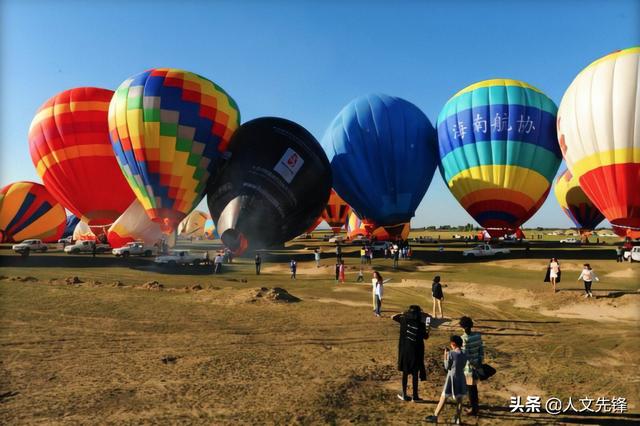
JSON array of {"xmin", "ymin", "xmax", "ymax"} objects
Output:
[
  {"xmin": 577, "ymin": 263, "xmax": 599, "ymax": 298},
  {"xmin": 425, "ymin": 335, "xmax": 467, "ymax": 424},
  {"xmin": 356, "ymin": 268, "xmax": 364, "ymax": 282}
]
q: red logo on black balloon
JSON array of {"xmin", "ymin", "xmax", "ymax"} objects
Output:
[{"xmin": 287, "ymin": 153, "xmax": 299, "ymax": 167}]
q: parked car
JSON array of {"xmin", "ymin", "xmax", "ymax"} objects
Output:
[
  {"xmin": 371, "ymin": 241, "xmax": 393, "ymax": 252},
  {"xmin": 624, "ymin": 246, "xmax": 640, "ymax": 262},
  {"xmin": 57, "ymin": 236, "xmax": 73, "ymax": 247},
  {"xmin": 350, "ymin": 236, "xmax": 371, "ymax": 246},
  {"xmin": 12, "ymin": 239, "xmax": 48, "ymax": 254},
  {"xmin": 64, "ymin": 240, "xmax": 111, "ymax": 254},
  {"xmin": 560, "ymin": 238, "xmax": 580, "ymax": 244},
  {"xmin": 112, "ymin": 242, "xmax": 157, "ymax": 258},
  {"xmin": 154, "ymin": 250, "xmax": 201, "ymax": 266},
  {"xmin": 462, "ymin": 244, "xmax": 510, "ymax": 257},
  {"xmin": 328, "ymin": 236, "xmax": 345, "ymax": 243}
]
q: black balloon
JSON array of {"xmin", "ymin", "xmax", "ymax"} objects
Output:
[{"xmin": 207, "ymin": 117, "xmax": 332, "ymax": 253}]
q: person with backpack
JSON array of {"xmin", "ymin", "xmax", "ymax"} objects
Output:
[
  {"xmin": 460, "ymin": 316, "xmax": 484, "ymax": 417},
  {"xmin": 578, "ymin": 263, "xmax": 599, "ymax": 298},
  {"xmin": 425, "ymin": 335, "xmax": 467, "ymax": 424}
]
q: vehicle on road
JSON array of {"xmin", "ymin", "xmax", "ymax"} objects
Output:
[
  {"xmin": 12, "ymin": 239, "xmax": 48, "ymax": 254},
  {"xmin": 154, "ymin": 250, "xmax": 201, "ymax": 266},
  {"xmin": 560, "ymin": 238, "xmax": 580, "ymax": 244},
  {"xmin": 112, "ymin": 242, "xmax": 157, "ymax": 258},
  {"xmin": 462, "ymin": 244, "xmax": 510, "ymax": 257},
  {"xmin": 624, "ymin": 246, "xmax": 640, "ymax": 262},
  {"xmin": 371, "ymin": 241, "xmax": 393, "ymax": 252},
  {"xmin": 64, "ymin": 240, "xmax": 111, "ymax": 254}
]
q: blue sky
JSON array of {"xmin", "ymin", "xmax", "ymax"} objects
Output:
[{"xmin": 1, "ymin": 0, "xmax": 638, "ymax": 228}]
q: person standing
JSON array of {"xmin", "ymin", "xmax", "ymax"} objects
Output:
[
  {"xmin": 544, "ymin": 258, "xmax": 561, "ymax": 293},
  {"xmin": 616, "ymin": 246, "xmax": 624, "ymax": 263},
  {"xmin": 392, "ymin": 248, "xmax": 400, "ymax": 269},
  {"xmin": 460, "ymin": 316, "xmax": 484, "ymax": 417},
  {"xmin": 360, "ymin": 247, "xmax": 367, "ymax": 264},
  {"xmin": 290, "ymin": 259, "xmax": 297, "ymax": 280},
  {"xmin": 314, "ymin": 248, "xmax": 321, "ymax": 267},
  {"xmin": 335, "ymin": 261, "xmax": 340, "ymax": 282},
  {"xmin": 338, "ymin": 260, "xmax": 346, "ymax": 283},
  {"xmin": 356, "ymin": 268, "xmax": 364, "ymax": 282},
  {"xmin": 335, "ymin": 244, "xmax": 342, "ymax": 261},
  {"xmin": 214, "ymin": 253, "xmax": 223, "ymax": 274},
  {"xmin": 432, "ymin": 276, "xmax": 444, "ymax": 318},
  {"xmin": 255, "ymin": 253, "xmax": 262, "ymax": 275},
  {"xmin": 425, "ymin": 335, "xmax": 467, "ymax": 424},
  {"xmin": 578, "ymin": 263, "xmax": 599, "ymax": 298},
  {"xmin": 372, "ymin": 271, "xmax": 384, "ymax": 317},
  {"xmin": 392, "ymin": 305, "xmax": 429, "ymax": 402},
  {"xmin": 91, "ymin": 242, "xmax": 97, "ymax": 258}
]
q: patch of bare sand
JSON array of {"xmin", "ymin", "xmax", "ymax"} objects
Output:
[
  {"xmin": 312, "ymin": 298, "xmax": 371, "ymax": 308},
  {"xmin": 262, "ymin": 263, "xmax": 331, "ymax": 275},
  {"xmin": 483, "ymin": 259, "xmax": 586, "ymax": 272},
  {"xmin": 539, "ymin": 295, "xmax": 640, "ymax": 322},
  {"xmin": 606, "ymin": 268, "xmax": 639, "ymax": 279},
  {"xmin": 415, "ymin": 265, "xmax": 453, "ymax": 272}
]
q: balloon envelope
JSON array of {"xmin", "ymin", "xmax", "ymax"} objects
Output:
[
  {"xmin": 73, "ymin": 221, "xmax": 96, "ymax": 241},
  {"xmin": 322, "ymin": 94, "xmax": 438, "ymax": 226},
  {"xmin": 437, "ymin": 79, "xmax": 562, "ymax": 235},
  {"xmin": 0, "ymin": 181, "xmax": 66, "ymax": 243},
  {"xmin": 29, "ymin": 87, "xmax": 135, "ymax": 227},
  {"xmin": 107, "ymin": 199, "xmax": 165, "ymax": 248},
  {"xmin": 63, "ymin": 215, "xmax": 80, "ymax": 238},
  {"xmin": 109, "ymin": 68, "xmax": 240, "ymax": 232},
  {"xmin": 204, "ymin": 218, "xmax": 219, "ymax": 239},
  {"xmin": 207, "ymin": 117, "xmax": 332, "ymax": 253},
  {"xmin": 321, "ymin": 189, "xmax": 351, "ymax": 233},
  {"xmin": 554, "ymin": 169, "xmax": 605, "ymax": 232},
  {"xmin": 557, "ymin": 47, "xmax": 640, "ymax": 230},
  {"xmin": 177, "ymin": 210, "xmax": 209, "ymax": 238}
]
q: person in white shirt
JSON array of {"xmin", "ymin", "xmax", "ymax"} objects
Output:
[
  {"xmin": 548, "ymin": 258, "xmax": 560, "ymax": 293},
  {"xmin": 577, "ymin": 263, "xmax": 599, "ymax": 298},
  {"xmin": 214, "ymin": 254, "xmax": 223, "ymax": 274},
  {"xmin": 372, "ymin": 271, "xmax": 384, "ymax": 317}
]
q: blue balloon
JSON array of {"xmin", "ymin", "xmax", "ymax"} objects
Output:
[
  {"xmin": 321, "ymin": 94, "xmax": 438, "ymax": 226},
  {"xmin": 63, "ymin": 215, "xmax": 80, "ymax": 238}
]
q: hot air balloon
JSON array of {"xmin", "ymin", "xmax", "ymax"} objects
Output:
[
  {"xmin": 322, "ymin": 189, "xmax": 351, "ymax": 233},
  {"xmin": 28, "ymin": 87, "xmax": 136, "ymax": 229},
  {"xmin": 73, "ymin": 221, "xmax": 96, "ymax": 241},
  {"xmin": 63, "ymin": 215, "xmax": 80, "ymax": 238},
  {"xmin": 207, "ymin": 117, "xmax": 332, "ymax": 254},
  {"xmin": 108, "ymin": 68, "xmax": 240, "ymax": 233},
  {"xmin": 204, "ymin": 218, "xmax": 219, "ymax": 239},
  {"xmin": 321, "ymin": 94, "xmax": 438, "ymax": 238},
  {"xmin": 437, "ymin": 79, "xmax": 562, "ymax": 237},
  {"xmin": 554, "ymin": 169, "xmax": 605, "ymax": 234},
  {"xmin": 107, "ymin": 199, "xmax": 165, "ymax": 248},
  {"xmin": 346, "ymin": 212, "xmax": 409, "ymax": 241},
  {"xmin": 0, "ymin": 181, "xmax": 66, "ymax": 243},
  {"xmin": 612, "ymin": 225, "xmax": 640, "ymax": 240},
  {"xmin": 177, "ymin": 210, "xmax": 209, "ymax": 239},
  {"xmin": 557, "ymin": 47, "xmax": 640, "ymax": 233}
]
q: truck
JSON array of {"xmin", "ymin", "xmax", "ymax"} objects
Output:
[
  {"xmin": 462, "ymin": 244, "xmax": 510, "ymax": 257},
  {"xmin": 64, "ymin": 240, "xmax": 111, "ymax": 254},
  {"xmin": 112, "ymin": 242, "xmax": 157, "ymax": 258},
  {"xmin": 154, "ymin": 250, "xmax": 202, "ymax": 266},
  {"xmin": 624, "ymin": 246, "xmax": 640, "ymax": 262},
  {"xmin": 12, "ymin": 239, "xmax": 48, "ymax": 254}
]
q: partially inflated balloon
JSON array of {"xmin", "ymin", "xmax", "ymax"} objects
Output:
[
  {"xmin": 73, "ymin": 221, "xmax": 96, "ymax": 241},
  {"xmin": 557, "ymin": 47, "xmax": 640, "ymax": 231},
  {"xmin": 322, "ymin": 94, "xmax": 438, "ymax": 233},
  {"xmin": 63, "ymin": 215, "xmax": 80, "ymax": 238},
  {"xmin": 107, "ymin": 199, "xmax": 164, "ymax": 248},
  {"xmin": 554, "ymin": 169, "xmax": 604, "ymax": 232},
  {"xmin": 322, "ymin": 189, "xmax": 351, "ymax": 233},
  {"xmin": 109, "ymin": 68, "xmax": 240, "ymax": 232},
  {"xmin": 29, "ymin": 87, "xmax": 135, "ymax": 227},
  {"xmin": 0, "ymin": 181, "xmax": 66, "ymax": 243},
  {"xmin": 346, "ymin": 212, "xmax": 408, "ymax": 240},
  {"xmin": 177, "ymin": 210, "xmax": 208, "ymax": 238},
  {"xmin": 438, "ymin": 79, "xmax": 562, "ymax": 237},
  {"xmin": 207, "ymin": 117, "xmax": 332, "ymax": 253},
  {"xmin": 204, "ymin": 218, "xmax": 219, "ymax": 239}
]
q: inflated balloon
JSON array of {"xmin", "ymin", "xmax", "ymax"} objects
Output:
[
  {"xmin": 29, "ymin": 87, "xmax": 135, "ymax": 228},
  {"xmin": 322, "ymin": 189, "xmax": 351, "ymax": 233},
  {"xmin": 204, "ymin": 218, "xmax": 219, "ymax": 239},
  {"xmin": 109, "ymin": 68, "xmax": 240, "ymax": 232},
  {"xmin": 177, "ymin": 210, "xmax": 209, "ymax": 238},
  {"xmin": 612, "ymin": 225, "xmax": 640, "ymax": 239},
  {"xmin": 207, "ymin": 117, "xmax": 332, "ymax": 253},
  {"xmin": 107, "ymin": 199, "xmax": 164, "ymax": 248},
  {"xmin": 0, "ymin": 181, "xmax": 66, "ymax": 243},
  {"xmin": 63, "ymin": 215, "xmax": 80, "ymax": 238},
  {"xmin": 557, "ymin": 47, "xmax": 640, "ymax": 231},
  {"xmin": 438, "ymin": 79, "xmax": 562, "ymax": 237},
  {"xmin": 321, "ymin": 94, "xmax": 438, "ymax": 234},
  {"xmin": 554, "ymin": 169, "xmax": 604, "ymax": 233},
  {"xmin": 73, "ymin": 221, "xmax": 96, "ymax": 241},
  {"xmin": 346, "ymin": 212, "xmax": 408, "ymax": 241}
]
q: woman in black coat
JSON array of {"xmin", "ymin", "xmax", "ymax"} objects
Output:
[{"xmin": 392, "ymin": 305, "xmax": 429, "ymax": 401}]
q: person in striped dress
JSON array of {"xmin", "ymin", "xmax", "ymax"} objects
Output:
[{"xmin": 460, "ymin": 316, "xmax": 484, "ymax": 416}]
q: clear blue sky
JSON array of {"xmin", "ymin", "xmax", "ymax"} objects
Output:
[{"xmin": 1, "ymin": 0, "xmax": 638, "ymax": 228}]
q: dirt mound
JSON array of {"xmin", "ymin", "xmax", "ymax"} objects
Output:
[
  {"xmin": 247, "ymin": 287, "xmax": 300, "ymax": 303},
  {"xmin": 141, "ymin": 281, "xmax": 164, "ymax": 290},
  {"xmin": 65, "ymin": 276, "xmax": 82, "ymax": 285},
  {"xmin": 5, "ymin": 276, "xmax": 38, "ymax": 282},
  {"xmin": 112, "ymin": 280, "xmax": 125, "ymax": 287}
]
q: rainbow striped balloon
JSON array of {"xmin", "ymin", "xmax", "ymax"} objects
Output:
[
  {"xmin": 109, "ymin": 68, "xmax": 240, "ymax": 231},
  {"xmin": 437, "ymin": 79, "xmax": 562, "ymax": 236},
  {"xmin": 0, "ymin": 181, "xmax": 66, "ymax": 243},
  {"xmin": 554, "ymin": 169, "xmax": 604, "ymax": 232}
]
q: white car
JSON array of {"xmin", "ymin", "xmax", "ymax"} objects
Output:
[
  {"xmin": 371, "ymin": 241, "xmax": 393, "ymax": 252},
  {"xmin": 462, "ymin": 244, "xmax": 510, "ymax": 257},
  {"xmin": 112, "ymin": 242, "xmax": 157, "ymax": 258},
  {"xmin": 560, "ymin": 238, "xmax": 580, "ymax": 244},
  {"xmin": 154, "ymin": 250, "xmax": 200, "ymax": 266},
  {"xmin": 624, "ymin": 246, "xmax": 640, "ymax": 262},
  {"xmin": 328, "ymin": 236, "xmax": 345, "ymax": 243},
  {"xmin": 12, "ymin": 239, "xmax": 48, "ymax": 254},
  {"xmin": 64, "ymin": 240, "xmax": 111, "ymax": 254}
]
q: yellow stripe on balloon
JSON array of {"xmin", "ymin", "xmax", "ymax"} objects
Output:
[
  {"xmin": 36, "ymin": 144, "xmax": 116, "ymax": 176},
  {"xmin": 450, "ymin": 78, "xmax": 544, "ymax": 99},
  {"xmin": 0, "ymin": 184, "xmax": 30, "ymax": 225},
  {"xmin": 12, "ymin": 206, "xmax": 65, "ymax": 241},
  {"xmin": 570, "ymin": 147, "xmax": 640, "ymax": 179},
  {"xmin": 582, "ymin": 46, "xmax": 640, "ymax": 73},
  {"xmin": 447, "ymin": 165, "xmax": 549, "ymax": 202},
  {"xmin": 29, "ymin": 101, "xmax": 110, "ymax": 131}
]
